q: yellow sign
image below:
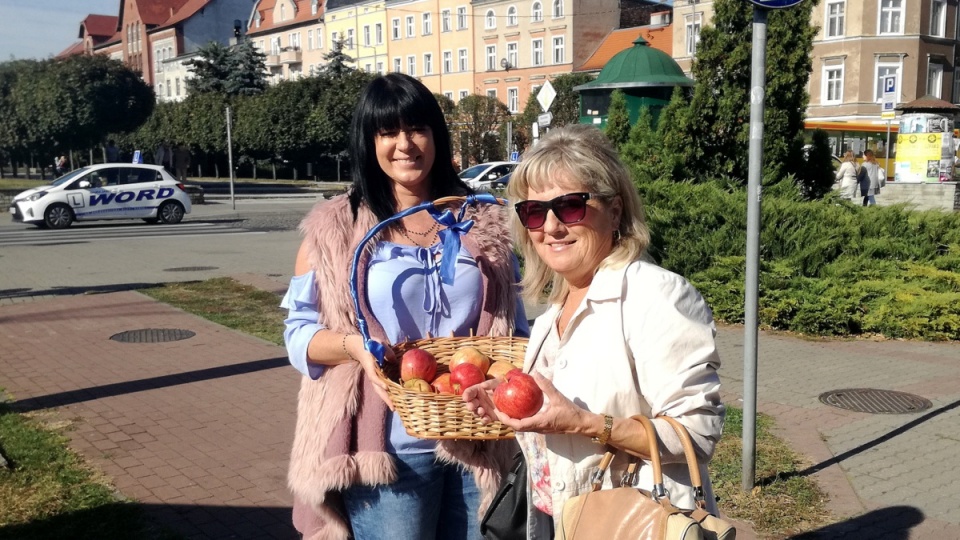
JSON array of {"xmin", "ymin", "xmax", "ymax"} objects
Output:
[
  {"xmin": 895, "ymin": 133, "xmax": 944, "ymax": 183},
  {"xmin": 881, "ymin": 111, "xmax": 896, "ymax": 120}
]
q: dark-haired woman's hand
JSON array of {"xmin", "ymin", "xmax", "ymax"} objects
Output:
[{"xmin": 348, "ymin": 335, "xmax": 396, "ymax": 411}]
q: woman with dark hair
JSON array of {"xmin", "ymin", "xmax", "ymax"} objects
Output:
[{"xmin": 281, "ymin": 73, "xmax": 528, "ymax": 540}]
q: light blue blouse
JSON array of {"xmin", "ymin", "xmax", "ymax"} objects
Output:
[{"xmin": 281, "ymin": 240, "xmax": 530, "ymax": 453}]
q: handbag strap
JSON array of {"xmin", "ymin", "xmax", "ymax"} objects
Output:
[
  {"xmin": 590, "ymin": 415, "xmax": 667, "ymax": 499},
  {"xmin": 657, "ymin": 415, "xmax": 708, "ymax": 509}
]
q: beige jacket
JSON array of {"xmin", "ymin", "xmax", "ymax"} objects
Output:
[{"xmin": 518, "ymin": 260, "xmax": 724, "ymax": 537}]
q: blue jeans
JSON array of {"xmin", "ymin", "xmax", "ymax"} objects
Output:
[{"xmin": 342, "ymin": 452, "xmax": 481, "ymax": 540}]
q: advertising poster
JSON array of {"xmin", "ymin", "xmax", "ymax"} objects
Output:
[{"xmin": 896, "ymin": 114, "xmax": 955, "ymax": 183}]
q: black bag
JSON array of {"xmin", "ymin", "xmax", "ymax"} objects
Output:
[{"xmin": 480, "ymin": 451, "xmax": 527, "ymax": 539}]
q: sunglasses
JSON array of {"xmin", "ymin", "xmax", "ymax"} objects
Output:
[{"xmin": 515, "ymin": 192, "xmax": 594, "ymax": 229}]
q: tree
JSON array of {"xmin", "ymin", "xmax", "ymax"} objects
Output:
[
  {"xmin": 187, "ymin": 40, "xmax": 266, "ymax": 97},
  {"xmin": 799, "ymin": 129, "xmax": 837, "ymax": 199},
  {"xmin": 321, "ymin": 39, "xmax": 355, "ymax": 77},
  {"xmin": 604, "ymin": 90, "xmax": 630, "ymax": 150},
  {"xmin": 455, "ymin": 94, "xmax": 510, "ymax": 164},
  {"xmin": 548, "ymin": 72, "xmax": 594, "ymax": 127},
  {"xmin": 620, "ymin": 107, "xmax": 661, "ymax": 184},
  {"xmin": 655, "ymin": 87, "xmax": 694, "ymax": 181},
  {"xmin": 306, "ymin": 70, "xmax": 375, "ymax": 157},
  {"xmin": 686, "ymin": 0, "xmax": 817, "ymax": 184}
]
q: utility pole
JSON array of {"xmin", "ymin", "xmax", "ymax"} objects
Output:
[{"xmin": 226, "ymin": 105, "xmax": 236, "ymax": 210}]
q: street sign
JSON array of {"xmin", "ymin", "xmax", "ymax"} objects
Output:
[
  {"xmin": 537, "ymin": 80, "xmax": 556, "ymax": 113},
  {"xmin": 537, "ymin": 111, "xmax": 553, "ymax": 128},
  {"xmin": 132, "ymin": 150, "xmax": 142, "ymax": 164},
  {"xmin": 510, "ymin": 151, "xmax": 519, "ymax": 162},
  {"xmin": 882, "ymin": 74, "xmax": 897, "ymax": 113},
  {"xmin": 747, "ymin": 0, "xmax": 804, "ymax": 8}
]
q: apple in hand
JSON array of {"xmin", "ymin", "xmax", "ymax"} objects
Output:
[
  {"xmin": 450, "ymin": 363, "xmax": 486, "ymax": 395},
  {"xmin": 400, "ymin": 348, "xmax": 437, "ymax": 383},
  {"xmin": 493, "ymin": 370, "xmax": 544, "ymax": 419},
  {"xmin": 432, "ymin": 373, "xmax": 455, "ymax": 394},
  {"xmin": 486, "ymin": 360, "xmax": 516, "ymax": 380},
  {"xmin": 403, "ymin": 378, "xmax": 433, "ymax": 393},
  {"xmin": 450, "ymin": 346, "xmax": 491, "ymax": 374}
]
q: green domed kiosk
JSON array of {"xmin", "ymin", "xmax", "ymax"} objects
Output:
[{"xmin": 574, "ymin": 36, "xmax": 693, "ymax": 129}]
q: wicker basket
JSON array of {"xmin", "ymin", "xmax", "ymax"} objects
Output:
[{"xmin": 377, "ymin": 334, "xmax": 528, "ymax": 440}]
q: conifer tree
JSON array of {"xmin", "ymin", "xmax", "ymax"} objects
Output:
[
  {"xmin": 620, "ymin": 107, "xmax": 660, "ymax": 185},
  {"xmin": 604, "ymin": 90, "xmax": 630, "ymax": 151}
]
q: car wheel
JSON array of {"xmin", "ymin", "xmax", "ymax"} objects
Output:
[
  {"xmin": 157, "ymin": 201, "xmax": 184, "ymax": 224},
  {"xmin": 43, "ymin": 204, "xmax": 74, "ymax": 229}
]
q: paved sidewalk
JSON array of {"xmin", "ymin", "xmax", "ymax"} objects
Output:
[{"xmin": 1, "ymin": 284, "xmax": 959, "ymax": 538}]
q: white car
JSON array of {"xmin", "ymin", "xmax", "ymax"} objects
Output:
[
  {"xmin": 459, "ymin": 161, "xmax": 517, "ymax": 192},
  {"xmin": 9, "ymin": 163, "xmax": 192, "ymax": 229}
]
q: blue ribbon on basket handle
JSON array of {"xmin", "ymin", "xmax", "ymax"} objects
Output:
[{"xmin": 349, "ymin": 192, "xmax": 503, "ymax": 366}]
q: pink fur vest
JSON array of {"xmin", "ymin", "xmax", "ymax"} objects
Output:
[{"xmin": 288, "ymin": 194, "xmax": 520, "ymax": 540}]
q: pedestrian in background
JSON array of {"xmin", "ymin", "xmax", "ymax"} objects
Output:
[
  {"xmin": 835, "ymin": 150, "xmax": 859, "ymax": 201},
  {"xmin": 280, "ymin": 72, "xmax": 528, "ymax": 540},
  {"xmin": 54, "ymin": 155, "xmax": 67, "ymax": 176},
  {"xmin": 105, "ymin": 140, "xmax": 120, "ymax": 163},
  {"xmin": 859, "ymin": 150, "xmax": 883, "ymax": 206},
  {"xmin": 173, "ymin": 144, "xmax": 191, "ymax": 183}
]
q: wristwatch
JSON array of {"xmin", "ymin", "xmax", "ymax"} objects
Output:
[{"xmin": 591, "ymin": 414, "xmax": 613, "ymax": 446}]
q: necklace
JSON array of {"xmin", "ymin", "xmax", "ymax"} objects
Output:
[
  {"xmin": 398, "ymin": 226, "xmax": 436, "ymax": 247},
  {"xmin": 402, "ymin": 220, "xmax": 439, "ymax": 237}
]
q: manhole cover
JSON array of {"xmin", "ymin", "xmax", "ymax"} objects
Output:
[
  {"xmin": 163, "ymin": 266, "xmax": 219, "ymax": 272},
  {"xmin": 110, "ymin": 329, "xmax": 196, "ymax": 343},
  {"xmin": 819, "ymin": 388, "xmax": 932, "ymax": 414}
]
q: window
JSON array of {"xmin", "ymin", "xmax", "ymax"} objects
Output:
[
  {"xmin": 532, "ymin": 2, "xmax": 543, "ymax": 22},
  {"xmin": 486, "ymin": 10, "xmax": 496, "ymax": 30},
  {"xmin": 879, "ymin": 0, "xmax": 903, "ymax": 35},
  {"xmin": 532, "ymin": 39, "xmax": 543, "ymax": 66},
  {"xmin": 486, "ymin": 45, "xmax": 497, "ymax": 71},
  {"xmin": 280, "ymin": 3, "xmax": 286, "ymax": 20},
  {"xmin": 486, "ymin": 88, "xmax": 497, "ymax": 99},
  {"xmin": 931, "ymin": 0, "xmax": 946, "ymax": 37},
  {"xmin": 507, "ymin": 6, "xmax": 518, "ymax": 26},
  {"xmin": 423, "ymin": 12, "xmax": 432, "ymax": 35},
  {"xmin": 443, "ymin": 51, "xmax": 453, "ymax": 73},
  {"xmin": 458, "ymin": 48, "xmax": 468, "ymax": 71},
  {"xmin": 406, "ymin": 15, "xmax": 415, "ymax": 37},
  {"xmin": 166, "ymin": 79, "xmax": 171, "ymax": 97},
  {"xmin": 271, "ymin": 37, "xmax": 281, "ymax": 54},
  {"xmin": 377, "ymin": 61, "xmax": 384, "ymax": 74},
  {"xmin": 874, "ymin": 62, "xmax": 899, "ymax": 101},
  {"xmin": 308, "ymin": 30, "xmax": 314, "ymax": 50},
  {"xmin": 290, "ymin": 32, "xmax": 301, "ymax": 49},
  {"xmin": 507, "ymin": 87, "xmax": 519, "ymax": 112},
  {"xmin": 444, "ymin": 91, "xmax": 454, "ymax": 101},
  {"xmin": 953, "ymin": 70, "xmax": 960, "ymax": 103},
  {"xmin": 407, "ymin": 55, "xmax": 416, "ymax": 75},
  {"xmin": 928, "ymin": 62, "xmax": 943, "ymax": 98},
  {"xmin": 365, "ymin": 63, "xmax": 372, "ymax": 72},
  {"xmin": 255, "ymin": 12, "xmax": 261, "ymax": 28},
  {"xmin": 424, "ymin": 53, "xmax": 433, "ymax": 74},
  {"xmin": 825, "ymin": 1, "xmax": 844, "ymax": 38},
  {"xmin": 363, "ymin": 25, "xmax": 371, "ymax": 46},
  {"xmin": 346, "ymin": 28, "xmax": 354, "ymax": 49},
  {"xmin": 394, "ymin": 57, "xmax": 402, "ymax": 72},
  {"xmin": 376, "ymin": 23, "xmax": 383, "ymax": 45},
  {"xmin": 317, "ymin": 29, "xmax": 323, "ymax": 49},
  {"xmin": 155, "ymin": 49, "xmax": 162, "ymax": 72},
  {"xmin": 459, "ymin": 89, "xmax": 469, "ymax": 100},
  {"xmin": 552, "ymin": 0, "xmax": 563, "ymax": 18},
  {"xmin": 158, "ymin": 82, "xmax": 163, "ymax": 96},
  {"xmin": 311, "ymin": 0, "xmax": 318, "ymax": 15},
  {"xmin": 552, "ymin": 36, "xmax": 564, "ymax": 64},
  {"xmin": 507, "ymin": 42, "xmax": 518, "ymax": 69},
  {"xmin": 685, "ymin": 14, "xmax": 701, "ymax": 55},
  {"xmin": 442, "ymin": 10, "xmax": 451, "ymax": 32},
  {"xmin": 392, "ymin": 18, "xmax": 401, "ymax": 39},
  {"xmin": 822, "ymin": 65, "xmax": 844, "ymax": 104},
  {"xmin": 175, "ymin": 78, "xmax": 180, "ymax": 96},
  {"xmin": 457, "ymin": 7, "xmax": 468, "ymax": 29}
]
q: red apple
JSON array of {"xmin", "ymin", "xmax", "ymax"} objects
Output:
[
  {"xmin": 450, "ymin": 346, "xmax": 491, "ymax": 374},
  {"xmin": 486, "ymin": 360, "xmax": 516, "ymax": 380},
  {"xmin": 450, "ymin": 363, "xmax": 486, "ymax": 395},
  {"xmin": 493, "ymin": 370, "xmax": 544, "ymax": 419},
  {"xmin": 432, "ymin": 373, "xmax": 455, "ymax": 394},
  {"xmin": 403, "ymin": 378, "xmax": 434, "ymax": 393},
  {"xmin": 400, "ymin": 348, "xmax": 437, "ymax": 383}
]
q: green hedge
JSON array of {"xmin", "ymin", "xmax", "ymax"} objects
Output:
[{"xmin": 638, "ymin": 180, "xmax": 960, "ymax": 340}]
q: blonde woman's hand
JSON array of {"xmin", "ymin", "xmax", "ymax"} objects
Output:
[
  {"xmin": 492, "ymin": 372, "xmax": 591, "ymax": 435},
  {"xmin": 462, "ymin": 378, "xmax": 502, "ymax": 424}
]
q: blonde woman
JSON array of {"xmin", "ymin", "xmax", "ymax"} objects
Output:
[{"xmin": 835, "ymin": 150, "xmax": 859, "ymax": 201}]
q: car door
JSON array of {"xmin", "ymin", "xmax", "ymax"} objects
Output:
[
  {"xmin": 120, "ymin": 167, "xmax": 164, "ymax": 218},
  {"xmin": 63, "ymin": 169, "xmax": 114, "ymax": 221}
]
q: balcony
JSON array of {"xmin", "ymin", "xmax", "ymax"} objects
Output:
[
  {"xmin": 265, "ymin": 54, "xmax": 281, "ymax": 67},
  {"xmin": 280, "ymin": 47, "xmax": 302, "ymax": 65}
]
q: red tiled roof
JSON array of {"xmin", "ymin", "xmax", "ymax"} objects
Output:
[
  {"xmin": 579, "ymin": 24, "xmax": 673, "ymax": 72},
  {"xmin": 154, "ymin": 0, "xmax": 212, "ymax": 30},
  {"xmin": 80, "ymin": 14, "xmax": 119, "ymax": 38},
  {"xmin": 56, "ymin": 41, "xmax": 85, "ymax": 59},
  {"xmin": 248, "ymin": 0, "xmax": 321, "ymax": 36},
  {"xmin": 138, "ymin": 0, "xmax": 191, "ymax": 26}
]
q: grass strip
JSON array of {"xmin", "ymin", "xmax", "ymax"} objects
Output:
[
  {"xmin": 0, "ymin": 403, "xmax": 178, "ymax": 539},
  {"xmin": 709, "ymin": 407, "xmax": 831, "ymax": 537}
]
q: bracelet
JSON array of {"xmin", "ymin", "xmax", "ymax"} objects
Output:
[
  {"xmin": 341, "ymin": 333, "xmax": 357, "ymax": 362},
  {"xmin": 591, "ymin": 414, "xmax": 613, "ymax": 446}
]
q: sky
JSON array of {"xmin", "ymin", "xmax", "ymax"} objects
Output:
[{"xmin": 0, "ymin": 0, "xmax": 120, "ymax": 61}]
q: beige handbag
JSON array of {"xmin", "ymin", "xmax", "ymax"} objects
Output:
[
  {"xmin": 658, "ymin": 416, "xmax": 736, "ymax": 540},
  {"xmin": 558, "ymin": 415, "xmax": 705, "ymax": 540}
]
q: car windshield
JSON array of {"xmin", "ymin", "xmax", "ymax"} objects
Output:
[
  {"xmin": 51, "ymin": 167, "xmax": 90, "ymax": 187},
  {"xmin": 458, "ymin": 164, "xmax": 489, "ymax": 180}
]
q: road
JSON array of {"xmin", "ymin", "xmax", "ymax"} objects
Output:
[{"xmin": 0, "ymin": 198, "xmax": 321, "ymax": 304}]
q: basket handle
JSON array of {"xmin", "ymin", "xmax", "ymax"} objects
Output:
[{"xmin": 349, "ymin": 193, "xmax": 506, "ymax": 366}]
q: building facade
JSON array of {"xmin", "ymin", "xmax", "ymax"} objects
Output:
[{"xmin": 247, "ymin": 0, "xmax": 327, "ymax": 83}]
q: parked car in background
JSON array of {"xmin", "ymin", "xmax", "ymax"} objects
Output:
[
  {"xmin": 9, "ymin": 164, "xmax": 192, "ymax": 229},
  {"xmin": 490, "ymin": 172, "xmax": 512, "ymax": 191},
  {"xmin": 458, "ymin": 161, "xmax": 517, "ymax": 192}
]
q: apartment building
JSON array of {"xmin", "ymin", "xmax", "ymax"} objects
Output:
[
  {"xmin": 385, "ymin": 0, "xmax": 474, "ymax": 100},
  {"xmin": 248, "ymin": 0, "xmax": 327, "ymax": 82}
]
